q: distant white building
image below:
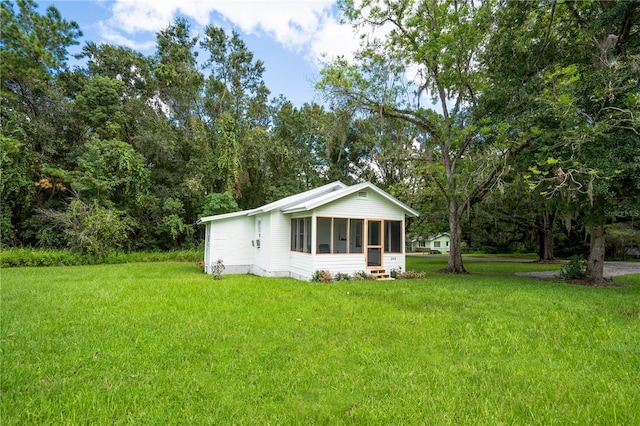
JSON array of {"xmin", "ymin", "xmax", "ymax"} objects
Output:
[
  {"xmin": 198, "ymin": 181, "xmax": 419, "ymax": 281},
  {"xmin": 407, "ymin": 232, "xmax": 450, "ymax": 253}
]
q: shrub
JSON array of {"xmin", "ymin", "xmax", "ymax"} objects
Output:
[
  {"xmin": 0, "ymin": 248, "xmax": 101, "ymax": 267},
  {"xmin": 0, "ymin": 248, "xmax": 202, "ymax": 268},
  {"xmin": 396, "ymin": 270, "xmax": 426, "ymax": 280},
  {"xmin": 353, "ymin": 270, "xmax": 374, "ymax": 281},
  {"xmin": 311, "ymin": 270, "xmax": 333, "ymax": 283},
  {"xmin": 391, "ymin": 268, "xmax": 426, "ymax": 280},
  {"xmin": 37, "ymin": 200, "xmax": 133, "ymax": 256},
  {"xmin": 390, "ymin": 267, "xmax": 402, "ymax": 278},
  {"xmin": 334, "ymin": 272, "xmax": 351, "ymax": 281},
  {"xmin": 211, "ymin": 258, "xmax": 225, "ymax": 280},
  {"xmin": 559, "ymin": 255, "xmax": 586, "ymax": 280}
]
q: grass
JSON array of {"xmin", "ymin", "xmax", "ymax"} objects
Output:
[
  {"xmin": 0, "ymin": 248, "xmax": 202, "ymax": 268},
  {"xmin": 2, "ymin": 260, "xmax": 639, "ymax": 424},
  {"xmin": 406, "ymin": 255, "xmax": 564, "ymax": 275},
  {"xmin": 411, "ymin": 252, "xmax": 540, "ymax": 259},
  {"xmin": 462, "ymin": 252, "xmax": 541, "ymax": 259}
]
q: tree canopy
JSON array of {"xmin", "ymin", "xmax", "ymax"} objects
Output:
[{"xmin": 1, "ymin": 0, "xmax": 638, "ymax": 275}]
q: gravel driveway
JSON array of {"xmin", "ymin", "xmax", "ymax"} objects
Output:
[
  {"xmin": 408, "ymin": 254, "xmax": 640, "ymax": 279},
  {"xmin": 515, "ymin": 261, "xmax": 640, "ymax": 280}
]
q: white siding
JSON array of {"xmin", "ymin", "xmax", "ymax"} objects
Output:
[
  {"xmin": 428, "ymin": 235, "xmax": 451, "ymax": 252},
  {"xmin": 313, "ymin": 190, "xmax": 405, "ymax": 221},
  {"xmin": 202, "ymin": 186, "xmax": 412, "ymax": 280},
  {"xmin": 384, "ymin": 254, "xmax": 406, "ymax": 274},
  {"xmin": 205, "ymin": 216, "xmax": 254, "ymax": 274},
  {"xmin": 203, "ymin": 223, "xmax": 210, "ymax": 268},
  {"xmin": 309, "ymin": 189, "xmax": 408, "ymax": 276},
  {"xmin": 253, "ymin": 213, "xmax": 270, "ymax": 274},
  {"xmin": 290, "ymin": 252, "xmax": 313, "ymax": 280},
  {"xmin": 313, "ymin": 254, "xmax": 367, "ymax": 278},
  {"xmin": 269, "ymin": 211, "xmax": 291, "ymax": 274}
]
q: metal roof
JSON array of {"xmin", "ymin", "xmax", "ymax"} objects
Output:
[{"xmin": 198, "ymin": 181, "xmax": 418, "ymax": 223}]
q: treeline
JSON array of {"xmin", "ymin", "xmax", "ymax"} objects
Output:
[
  {"xmin": 1, "ymin": 0, "xmax": 423, "ymax": 254},
  {"xmin": 2, "ymin": 0, "xmax": 639, "ymax": 279}
]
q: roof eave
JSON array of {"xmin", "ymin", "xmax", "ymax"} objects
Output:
[
  {"xmin": 197, "ymin": 209, "xmax": 256, "ymax": 223},
  {"xmin": 282, "ymin": 182, "xmax": 419, "ymax": 217}
]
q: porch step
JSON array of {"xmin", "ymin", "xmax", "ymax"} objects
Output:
[{"xmin": 370, "ymin": 269, "xmax": 394, "ymax": 281}]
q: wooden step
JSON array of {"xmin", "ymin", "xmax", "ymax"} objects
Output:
[{"xmin": 369, "ymin": 269, "xmax": 394, "ymax": 280}]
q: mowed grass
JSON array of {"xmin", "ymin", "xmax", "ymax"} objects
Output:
[
  {"xmin": 406, "ymin": 255, "xmax": 565, "ymax": 275},
  {"xmin": 2, "ymin": 260, "xmax": 639, "ymax": 425}
]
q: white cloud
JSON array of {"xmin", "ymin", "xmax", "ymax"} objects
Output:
[
  {"xmin": 98, "ymin": 0, "xmax": 360, "ymax": 67},
  {"xmin": 212, "ymin": 1, "xmax": 329, "ymax": 45},
  {"xmin": 97, "ymin": 21, "xmax": 156, "ymax": 51},
  {"xmin": 308, "ymin": 14, "xmax": 359, "ymax": 64}
]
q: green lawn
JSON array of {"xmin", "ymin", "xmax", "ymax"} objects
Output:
[
  {"xmin": 406, "ymin": 255, "xmax": 564, "ymax": 275},
  {"xmin": 2, "ymin": 260, "xmax": 639, "ymax": 424}
]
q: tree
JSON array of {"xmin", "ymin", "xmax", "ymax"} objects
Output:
[
  {"xmin": 484, "ymin": 0, "xmax": 639, "ymax": 282},
  {"xmin": 319, "ymin": 0, "xmax": 530, "ymax": 273},
  {"xmin": 1, "ymin": 0, "xmax": 81, "ymax": 123},
  {"xmin": 82, "ymin": 42, "xmax": 157, "ymax": 99},
  {"xmin": 154, "ymin": 18, "xmax": 203, "ymax": 124},
  {"xmin": 38, "ymin": 199, "xmax": 133, "ymax": 255},
  {"xmin": 73, "ymin": 75, "xmax": 126, "ymax": 138},
  {"xmin": 200, "ymin": 26, "xmax": 269, "ymax": 125},
  {"xmin": 556, "ymin": 1, "xmax": 639, "ymax": 282},
  {"xmin": 199, "ymin": 26, "xmax": 271, "ymax": 206},
  {"xmin": 201, "ymin": 191, "xmax": 239, "ymax": 217},
  {"xmin": 1, "ymin": 0, "xmax": 81, "ymax": 246},
  {"xmin": 266, "ymin": 98, "xmax": 329, "ymax": 197},
  {"xmin": 72, "ymin": 137, "xmax": 150, "ymax": 207}
]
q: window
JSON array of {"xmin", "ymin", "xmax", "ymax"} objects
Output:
[
  {"xmin": 317, "ymin": 217, "xmax": 332, "ymax": 253},
  {"xmin": 298, "ymin": 218, "xmax": 305, "ymax": 251},
  {"xmin": 290, "ymin": 217, "xmax": 311, "ymax": 253},
  {"xmin": 317, "ymin": 217, "xmax": 364, "ymax": 254},
  {"xmin": 384, "ymin": 221, "xmax": 402, "ymax": 253},
  {"xmin": 368, "ymin": 220, "xmax": 381, "ymax": 246},
  {"xmin": 333, "ymin": 218, "xmax": 348, "ymax": 253},
  {"xmin": 368, "ymin": 220, "xmax": 382, "ymax": 267},
  {"xmin": 314, "ymin": 217, "xmax": 402, "ymax": 255},
  {"xmin": 434, "ymin": 241, "xmax": 441, "ymax": 248},
  {"xmin": 350, "ymin": 219, "xmax": 363, "ymax": 253}
]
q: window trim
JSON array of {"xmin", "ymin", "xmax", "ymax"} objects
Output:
[
  {"xmin": 384, "ymin": 220, "xmax": 402, "ymax": 254},
  {"xmin": 290, "ymin": 216, "xmax": 312, "ymax": 253},
  {"xmin": 317, "ymin": 216, "xmax": 366, "ymax": 255}
]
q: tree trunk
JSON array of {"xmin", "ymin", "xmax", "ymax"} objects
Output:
[
  {"xmin": 445, "ymin": 198, "xmax": 467, "ymax": 273},
  {"xmin": 586, "ymin": 223, "xmax": 606, "ymax": 283},
  {"xmin": 537, "ymin": 211, "xmax": 556, "ymax": 261}
]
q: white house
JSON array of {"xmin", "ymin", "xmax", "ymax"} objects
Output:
[
  {"xmin": 407, "ymin": 232, "xmax": 451, "ymax": 253},
  {"xmin": 198, "ymin": 181, "xmax": 419, "ymax": 281}
]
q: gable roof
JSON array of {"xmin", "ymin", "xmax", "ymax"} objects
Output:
[
  {"xmin": 198, "ymin": 181, "xmax": 418, "ymax": 223},
  {"xmin": 427, "ymin": 232, "xmax": 450, "ymax": 240},
  {"xmin": 280, "ymin": 181, "xmax": 419, "ymax": 217},
  {"xmin": 247, "ymin": 181, "xmax": 347, "ymax": 216},
  {"xmin": 198, "ymin": 181, "xmax": 346, "ymax": 223}
]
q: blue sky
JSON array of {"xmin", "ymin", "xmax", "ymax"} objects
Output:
[{"xmin": 37, "ymin": 0, "xmax": 361, "ymax": 106}]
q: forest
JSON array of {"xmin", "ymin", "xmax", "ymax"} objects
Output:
[{"xmin": 1, "ymin": 0, "xmax": 639, "ymax": 282}]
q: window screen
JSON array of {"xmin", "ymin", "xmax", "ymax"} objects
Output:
[{"xmin": 384, "ymin": 221, "xmax": 402, "ymax": 253}]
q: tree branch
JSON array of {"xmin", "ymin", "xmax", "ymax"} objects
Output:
[{"xmin": 564, "ymin": 1, "xmax": 588, "ymax": 28}]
